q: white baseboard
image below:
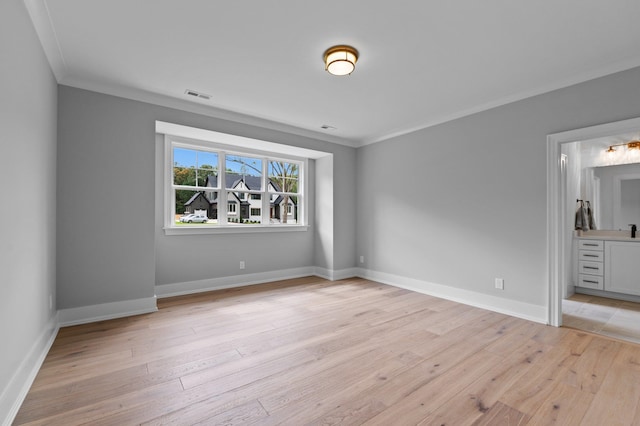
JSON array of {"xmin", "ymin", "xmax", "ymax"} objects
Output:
[
  {"xmin": 357, "ymin": 268, "xmax": 548, "ymax": 325},
  {"xmin": 155, "ymin": 267, "xmax": 317, "ymax": 298},
  {"xmin": 313, "ymin": 267, "xmax": 359, "ymax": 281},
  {"xmin": 58, "ymin": 296, "xmax": 158, "ymax": 327},
  {"xmin": 1, "ymin": 314, "xmax": 59, "ymax": 426}
]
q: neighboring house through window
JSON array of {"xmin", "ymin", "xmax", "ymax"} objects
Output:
[{"xmin": 162, "ymin": 126, "xmax": 307, "ymax": 233}]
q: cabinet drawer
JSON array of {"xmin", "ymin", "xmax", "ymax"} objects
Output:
[
  {"xmin": 578, "ymin": 250, "xmax": 604, "ymax": 262},
  {"xmin": 578, "ymin": 240, "xmax": 603, "ymax": 251},
  {"xmin": 577, "ymin": 274, "xmax": 604, "ymax": 290},
  {"xmin": 579, "ymin": 260, "xmax": 604, "ymax": 276}
]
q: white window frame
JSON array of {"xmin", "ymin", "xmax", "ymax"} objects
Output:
[{"xmin": 163, "ymin": 134, "xmax": 308, "ymax": 235}]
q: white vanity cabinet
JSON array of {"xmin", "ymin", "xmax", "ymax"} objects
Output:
[
  {"xmin": 576, "ymin": 240, "xmax": 604, "ymax": 290},
  {"xmin": 605, "ymin": 241, "xmax": 640, "ymax": 296}
]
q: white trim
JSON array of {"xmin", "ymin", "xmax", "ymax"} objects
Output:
[
  {"xmin": 22, "ymin": 0, "xmax": 67, "ymax": 80},
  {"xmin": 58, "ymin": 296, "xmax": 158, "ymax": 327},
  {"xmin": 26, "ymin": 0, "xmax": 640, "ymax": 152},
  {"xmin": 163, "ymin": 224, "xmax": 309, "ymax": 236},
  {"xmin": 357, "ymin": 268, "xmax": 548, "ymax": 324},
  {"xmin": 361, "ymin": 57, "xmax": 640, "ymax": 146},
  {"xmin": 314, "ymin": 267, "xmax": 359, "ymax": 281},
  {"xmin": 1, "ymin": 314, "xmax": 58, "ymax": 426},
  {"xmin": 547, "ymin": 117, "xmax": 640, "ymax": 327},
  {"xmin": 547, "ymin": 134, "xmax": 563, "ymax": 327},
  {"xmin": 155, "ymin": 267, "xmax": 316, "ymax": 298},
  {"xmin": 66, "ymin": 79, "xmax": 358, "ymax": 147},
  {"xmin": 157, "ymin": 121, "xmax": 332, "ymax": 159},
  {"xmin": 156, "ymin": 267, "xmax": 361, "ymax": 298}
]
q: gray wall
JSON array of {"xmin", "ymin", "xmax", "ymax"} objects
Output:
[
  {"xmin": 58, "ymin": 86, "xmax": 357, "ymax": 307},
  {"xmin": 0, "ymin": 0, "xmax": 57, "ymax": 408},
  {"xmin": 356, "ymin": 66, "xmax": 640, "ymax": 308}
]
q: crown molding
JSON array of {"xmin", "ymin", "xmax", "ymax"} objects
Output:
[
  {"xmin": 23, "ymin": 0, "xmax": 640, "ymax": 150},
  {"xmin": 23, "ymin": 0, "xmax": 67, "ymax": 81},
  {"xmin": 359, "ymin": 56, "xmax": 640, "ymax": 147},
  {"xmin": 60, "ymin": 75, "xmax": 360, "ymax": 149}
]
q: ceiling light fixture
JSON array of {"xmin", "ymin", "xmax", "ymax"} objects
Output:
[{"xmin": 323, "ymin": 45, "xmax": 359, "ymax": 76}]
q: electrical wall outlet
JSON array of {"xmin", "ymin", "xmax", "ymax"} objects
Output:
[
  {"xmin": 360, "ymin": 255, "xmax": 364, "ymax": 263},
  {"xmin": 239, "ymin": 261, "xmax": 245, "ymax": 270},
  {"xmin": 495, "ymin": 278, "xmax": 504, "ymax": 290}
]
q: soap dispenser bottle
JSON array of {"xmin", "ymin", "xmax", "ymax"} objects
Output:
[{"xmin": 630, "ymin": 224, "xmax": 637, "ymax": 238}]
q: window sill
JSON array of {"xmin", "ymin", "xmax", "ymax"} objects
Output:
[{"xmin": 163, "ymin": 224, "xmax": 309, "ymax": 236}]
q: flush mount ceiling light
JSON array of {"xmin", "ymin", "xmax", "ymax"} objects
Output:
[{"xmin": 323, "ymin": 45, "xmax": 359, "ymax": 76}]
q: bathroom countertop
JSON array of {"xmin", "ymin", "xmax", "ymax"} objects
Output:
[{"xmin": 575, "ymin": 230, "xmax": 640, "ymax": 242}]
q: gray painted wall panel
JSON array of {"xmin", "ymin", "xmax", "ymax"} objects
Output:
[
  {"xmin": 356, "ymin": 66, "xmax": 640, "ymax": 308},
  {"xmin": 58, "ymin": 86, "xmax": 356, "ymax": 307},
  {"xmin": 332, "ymin": 148, "xmax": 357, "ymax": 270},
  {"xmin": 0, "ymin": 0, "xmax": 57, "ymax": 402}
]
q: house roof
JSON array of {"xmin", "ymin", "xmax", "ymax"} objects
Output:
[
  {"xmin": 205, "ymin": 173, "xmax": 283, "ymax": 192},
  {"xmin": 203, "ymin": 173, "xmax": 295, "ymax": 207},
  {"xmin": 184, "ymin": 192, "xmax": 210, "ymax": 206}
]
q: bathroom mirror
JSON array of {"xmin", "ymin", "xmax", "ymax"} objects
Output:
[{"xmin": 593, "ymin": 164, "xmax": 640, "ymax": 230}]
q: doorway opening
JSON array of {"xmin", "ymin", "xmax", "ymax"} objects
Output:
[{"xmin": 548, "ymin": 117, "xmax": 640, "ymax": 343}]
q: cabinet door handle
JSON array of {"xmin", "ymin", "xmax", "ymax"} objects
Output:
[
  {"xmin": 584, "ymin": 266, "xmax": 600, "ymax": 270},
  {"xmin": 583, "ymin": 280, "xmax": 599, "ymax": 284},
  {"xmin": 583, "ymin": 243, "xmax": 599, "ymax": 247},
  {"xmin": 583, "ymin": 254, "xmax": 599, "ymax": 257}
]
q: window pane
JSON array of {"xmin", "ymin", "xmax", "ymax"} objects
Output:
[
  {"xmin": 174, "ymin": 189, "xmax": 218, "ymax": 225},
  {"xmin": 168, "ymin": 138, "xmax": 305, "ymax": 230},
  {"xmin": 226, "ymin": 191, "xmax": 261, "ymax": 224},
  {"xmin": 268, "ymin": 161, "xmax": 299, "ymax": 193},
  {"xmin": 225, "ymin": 155, "xmax": 263, "ymax": 190},
  {"xmin": 173, "ymin": 147, "xmax": 218, "ymax": 187},
  {"xmin": 269, "ymin": 194, "xmax": 297, "ymax": 224}
]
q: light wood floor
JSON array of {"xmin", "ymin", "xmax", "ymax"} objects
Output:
[{"xmin": 14, "ymin": 277, "xmax": 640, "ymax": 425}]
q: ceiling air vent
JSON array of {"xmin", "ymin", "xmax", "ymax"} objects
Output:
[{"xmin": 184, "ymin": 89, "xmax": 211, "ymax": 100}]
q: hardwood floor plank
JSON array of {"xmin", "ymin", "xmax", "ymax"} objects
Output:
[
  {"xmin": 259, "ymin": 330, "xmax": 434, "ymax": 415},
  {"xmin": 471, "ymin": 401, "xmax": 530, "ymax": 426},
  {"xmin": 13, "ymin": 277, "xmax": 640, "ymax": 425},
  {"xmin": 17, "ymin": 380, "xmax": 183, "ymax": 426},
  {"xmin": 498, "ymin": 331, "xmax": 593, "ymax": 416},
  {"xmin": 526, "ymin": 382, "xmax": 593, "ymax": 426},
  {"xmin": 417, "ymin": 338, "xmax": 549, "ymax": 425},
  {"xmin": 560, "ymin": 335, "xmax": 622, "ymax": 394},
  {"xmin": 580, "ymin": 344, "xmax": 640, "ymax": 425},
  {"xmin": 359, "ymin": 349, "xmax": 504, "ymax": 425}
]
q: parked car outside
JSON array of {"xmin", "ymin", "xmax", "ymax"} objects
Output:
[
  {"xmin": 179, "ymin": 214, "xmax": 195, "ymax": 223},
  {"xmin": 180, "ymin": 214, "xmax": 208, "ymax": 223}
]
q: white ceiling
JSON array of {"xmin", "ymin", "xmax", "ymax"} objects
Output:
[{"xmin": 24, "ymin": 0, "xmax": 640, "ymax": 147}]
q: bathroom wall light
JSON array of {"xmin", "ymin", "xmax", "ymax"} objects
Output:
[
  {"xmin": 605, "ymin": 140, "xmax": 640, "ymax": 158},
  {"xmin": 628, "ymin": 141, "xmax": 640, "ymax": 150},
  {"xmin": 323, "ymin": 45, "xmax": 359, "ymax": 76}
]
